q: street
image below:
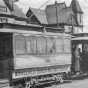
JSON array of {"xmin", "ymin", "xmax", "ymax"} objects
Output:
[
  {"xmin": 0, "ymin": 78, "xmax": 88, "ymax": 88},
  {"xmin": 46, "ymin": 78, "xmax": 88, "ymax": 88}
]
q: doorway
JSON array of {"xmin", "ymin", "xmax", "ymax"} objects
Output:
[{"xmin": 0, "ymin": 32, "xmax": 13, "ymax": 79}]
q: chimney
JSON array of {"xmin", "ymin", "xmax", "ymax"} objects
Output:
[{"xmin": 55, "ymin": 0, "xmax": 58, "ymax": 5}]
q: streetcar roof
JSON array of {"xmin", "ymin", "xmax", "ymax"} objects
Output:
[
  {"xmin": 0, "ymin": 28, "xmax": 71, "ymax": 37},
  {"xmin": 72, "ymin": 37, "xmax": 88, "ymax": 40}
]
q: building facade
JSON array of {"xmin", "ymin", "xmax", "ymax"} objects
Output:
[{"xmin": 26, "ymin": 0, "xmax": 83, "ymax": 34}]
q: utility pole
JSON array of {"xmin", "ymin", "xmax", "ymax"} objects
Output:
[
  {"xmin": 55, "ymin": 1, "xmax": 59, "ymax": 26},
  {"xmin": 71, "ymin": 14, "xmax": 74, "ymax": 34}
]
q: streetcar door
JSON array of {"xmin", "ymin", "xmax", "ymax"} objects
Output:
[
  {"xmin": 71, "ymin": 40, "xmax": 82, "ymax": 73},
  {"xmin": 0, "ymin": 33, "xmax": 13, "ymax": 79},
  {"xmin": 81, "ymin": 42, "xmax": 88, "ymax": 72}
]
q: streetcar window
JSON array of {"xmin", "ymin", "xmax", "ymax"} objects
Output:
[
  {"xmin": 46, "ymin": 37, "xmax": 55, "ymax": 54},
  {"xmin": 64, "ymin": 38, "xmax": 71, "ymax": 53},
  {"xmin": 26, "ymin": 38, "xmax": 31, "ymax": 54},
  {"xmin": 55, "ymin": 38, "xmax": 63, "ymax": 53},
  {"xmin": 15, "ymin": 35, "xmax": 26, "ymax": 54},
  {"xmin": 37, "ymin": 37, "xmax": 46, "ymax": 54},
  {"xmin": 26, "ymin": 36, "xmax": 35, "ymax": 54}
]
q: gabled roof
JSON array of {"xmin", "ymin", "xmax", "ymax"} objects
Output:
[
  {"xmin": 26, "ymin": 1, "xmax": 82, "ymax": 26},
  {"xmin": 70, "ymin": 0, "xmax": 83, "ymax": 13},
  {"xmin": 27, "ymin": 8, "xmax": 48, "ymax": 24}
]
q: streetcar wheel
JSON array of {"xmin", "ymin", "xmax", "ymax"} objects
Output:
[
  {"xmin": 59, "ymin": 77, "xmax": 64, "ymax": 83},
  {"xmin": 25, "ymin": 82, "xmax": 31, "ymax": 88}
]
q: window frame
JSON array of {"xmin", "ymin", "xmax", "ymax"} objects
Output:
[
  {"xmin": 15, "ymin": 34, "xmax": 26, "ymax": 55},
  {"xmin": 36, "ymin": 36, "xmax": 47, "ymax": 55},
  {"xmin": 64, "ymin": 38, "xmax": 71, "ymax": 53},
  {"xmin": 55, "ymin": 37, "xmax": 64, "ymax": 54}
]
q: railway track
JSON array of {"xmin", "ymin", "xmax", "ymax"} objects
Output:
[
  {"xmin": 27, "ymin": 79, "xmax": 72, "ymax": 88},
  {"xmin": 33, "ymin": 73, "xmax": 88, "ymax": 88},
  {"xmin": 0, "ymin": 73, "xmax": 87, "ymax": 88}
]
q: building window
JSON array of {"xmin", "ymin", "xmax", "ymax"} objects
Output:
[{"xmin": 77, "ymin": 14, "xmax": 82, "ymax": 25}]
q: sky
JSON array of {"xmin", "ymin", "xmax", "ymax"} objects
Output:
[{"xmin": 16, "ymin": 0, "xmax": 88, "ymax": 32}]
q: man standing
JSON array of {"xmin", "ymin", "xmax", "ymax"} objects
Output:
[{"xmin": 74, "ymin": 47, "xmax": 81, "ymax": 74}]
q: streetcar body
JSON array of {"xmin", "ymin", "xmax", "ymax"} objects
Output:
[{"xmin": 0, "ymin": 27, "xmax": 71, "ymax": 87}]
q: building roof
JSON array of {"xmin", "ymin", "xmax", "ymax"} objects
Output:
[
  {"xmin": 70, "ymin": 0, "xmax": 83, "ymax": 13},
  {"xmin": 28, "ymin": 8, "xmax": 48, "ymax": 24},
  {"xmin": 45, "ymin": 2, "xmax": 76, "ymax": 25},
  {"xmin": 45, "ymin": 2, "xmax": 67, "ymax": 24},
  {"xmin": 0, "ymin": 0, "xmax": 6, "ymax": 6},
  {"xmin": 46, "ymin": 2, "xmax": 66, "ymax": 10},
  {"xmin": 57, "ymin": 7, "xmax": 76, "ymax": 25},
  {"xmin": 12, "ymin": 4, "xmax": 26, "ymax": 18},
  {"xmin": 26, "ymin": 0, "xmax": 82, "ymax": 25}
]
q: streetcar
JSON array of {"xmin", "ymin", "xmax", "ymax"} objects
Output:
[{"xmin": 0, "ymin": 23, "xmax": 71, "ymax": 88}]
